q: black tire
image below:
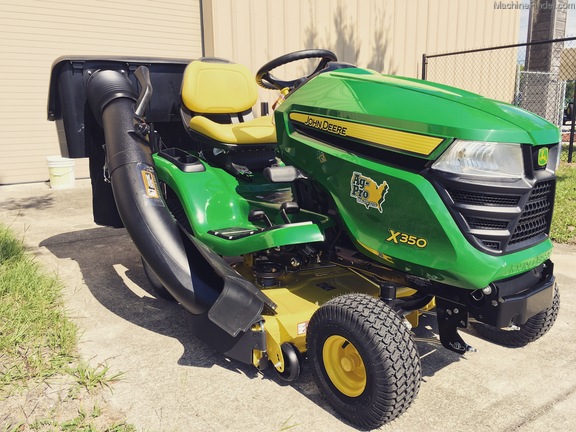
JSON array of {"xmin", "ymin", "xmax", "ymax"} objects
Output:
[
  {"xmin": 141, "ymin": 256, "xmax": 177, "ymax": 302},
  {"xmin": 276, "ymin": 343, "xmax": 302, "ymax": 382},
  {"xmin": 307, "ymin": 294, "xmax": 421, "ymax": 429},
  {"xmin": 472, "ymin": 284, "xmax": 559, "ymax": 347}
]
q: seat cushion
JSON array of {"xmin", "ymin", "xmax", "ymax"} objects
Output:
[
  {"xmin": 189, "ymin": 115, "xmax": 277, "ymax": 144},
  {"xmin": 182, "ymin": 61, "xmax": 258, "ymax": 114}
]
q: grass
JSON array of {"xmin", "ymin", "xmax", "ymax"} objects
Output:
[
  {"xmin": 70, "ymin": 361, "xmax": 125, "ymax": 394},
  {"xmin": 29, "ymin": 403, "xmax": 134, "ymax": 432},
  {"xmin": 0, "ymin": 226, "xmax": 77, "ymax": 388},
  {"xmin": 550, "ymin": 144, "xmax": 576, "ymax": 244},
  {"xmin": 0, "ymin": 225, "xmax": 134, "ymax": 432}
]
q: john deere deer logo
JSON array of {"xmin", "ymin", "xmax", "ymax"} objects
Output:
[
  {"xmin": 350, "ymin": 172, "xmax": 389, "ymax": 213},
  {"xmin": 538, "ymin": 147, "xmax": 549, "ymax": 167}
]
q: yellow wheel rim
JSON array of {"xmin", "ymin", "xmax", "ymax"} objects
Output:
[{"xmin": 322, "ymin": 335, "xmax": 366, "ymax": 397}]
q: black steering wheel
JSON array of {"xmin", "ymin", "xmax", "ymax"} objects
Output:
[{"xmin": 256, "ymin": 49, "xmax": 338, "ymax": 90}]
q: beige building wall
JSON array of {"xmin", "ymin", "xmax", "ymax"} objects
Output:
[
  {"xmin": 203, "ymin": 0, "xmax": 521, "ymax": 110},
  {"xmin": 0, "ymin": 0, "xmax": 521, "ymax": 184},
  {"xmin": 0, "ymin": 0, "xmax": 202, "ymax": 185}
]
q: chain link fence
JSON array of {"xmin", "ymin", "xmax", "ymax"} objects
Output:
[{"xmin": 423, "ymin": 37, "xmax": 576, "ymax": 162}]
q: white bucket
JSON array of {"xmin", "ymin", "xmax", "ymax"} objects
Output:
[{"xmin": 46, "ymin": 156, "xmax": 75, "ymax": 189}]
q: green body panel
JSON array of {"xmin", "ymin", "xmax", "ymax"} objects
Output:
[
  {"xmin": 268, "ymin": 130, "xmax": 553, "ymax": 289},
  {"xmin": 274, "ymin": 68, "xmax": 557, "ymax": 289},
  {"xmin": 153, "ymin": 154, "xmax": 328, "ymax": 256},
  {"xmin": 277, "ymin": 68, "xmax": 559, "ymax": 155}
]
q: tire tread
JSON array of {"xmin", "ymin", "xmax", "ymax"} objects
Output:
[{"xmin": 307, "ymin": 293, "xmax": 421, "ymax": 429}]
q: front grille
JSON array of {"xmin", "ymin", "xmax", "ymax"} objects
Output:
[
  {"xmin": 434, "ymin": 176, "xmax": 556, "ymax": 255},
  {"xmin": 429, "ymin": 144, "xmax": 559, "ymax": 255},
  {"xmin": 482, "ymin": 240, "xmax": 501, "ymax": 250},
  {"xmin": 447, "ymin": 189, "xmax": 520, "ymax": 207},
  {"xmin": 467, "ymin": 217, "xmax": 509, "ymax": 230},
  {"xmin": 509, "ymin": 181, "xmax": 554, "ymax": 245}
]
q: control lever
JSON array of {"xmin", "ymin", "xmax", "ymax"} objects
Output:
[
  {"xmin": 134, "ymin": 66, "xmax": 153, "ymax": 117},
  {"xmin": 248, "ymin": 209, "xmax": 273, "ymax": 227},
  {"xmin": 280, "ymin": 202, "xmax": 300, "ymax": 224}
]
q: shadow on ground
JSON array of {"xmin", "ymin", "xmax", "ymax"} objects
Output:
[
  {"xmin": 40, "ymin": 226, "xmax": 465, "ymax": 430},
  {"xmin": 2, "ymin": 195, "xmax": 54, "ymax": 211},
  {"xmin": 40, "ymin": 227, "xmax": 259, "ymax": 375}
]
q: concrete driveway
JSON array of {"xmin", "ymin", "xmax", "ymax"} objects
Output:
[{"xmin": 1, "ymin": 179, "xmax": 575, "ymax": 432}]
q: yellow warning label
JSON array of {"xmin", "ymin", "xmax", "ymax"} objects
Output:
[{"xmin": 141, "ymin": 170, "xmax": 160, "ymax": 199}]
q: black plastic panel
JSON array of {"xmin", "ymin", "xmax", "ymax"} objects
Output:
[{"xmin": 48, "ymin": 56, "xmax": 191, "ymax": 157}]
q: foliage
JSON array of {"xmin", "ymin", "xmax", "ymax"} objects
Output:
[{"xmin": 550, "ymin": 144, "xmax": 576, "ymax": 244}]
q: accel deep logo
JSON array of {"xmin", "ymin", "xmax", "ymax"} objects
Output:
[
  {"xmin": 350, "ymin": 172, "xmax": 389, "ymax": 213},
  {"xmin": 538, "ymin": 147, "xmax": 549, "ymax": 166}
]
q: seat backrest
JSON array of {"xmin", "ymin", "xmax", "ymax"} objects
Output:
[{"xmin": 181, "ymin": 59, "xmax": 258, "ymax": 114}]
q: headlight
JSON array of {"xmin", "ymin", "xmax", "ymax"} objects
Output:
[{"xmin": 432, "ymin": 140, "xmax": 524, "ymax": 179}]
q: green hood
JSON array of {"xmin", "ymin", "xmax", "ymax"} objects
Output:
[{"xmin": 278, "ymin": 68, "xmax": 559, "ymax": 152}]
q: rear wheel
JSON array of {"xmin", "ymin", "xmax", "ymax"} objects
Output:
[
  {"xmin": 472, "ymin": 284, "xmax": 559, "ymax": 347},
  {"xmin": 307, "ymin": 294, "xmax": 421, "ymax": 429}
]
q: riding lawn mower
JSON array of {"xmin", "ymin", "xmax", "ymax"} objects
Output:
[{"xmin": 48, "ymin": 49, "xmax": 560, "ymax": 429}]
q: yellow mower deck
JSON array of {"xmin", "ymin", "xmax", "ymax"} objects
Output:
[{"xmin": 235, "ymin": 263, "xmax": 429, "ymax": 372}]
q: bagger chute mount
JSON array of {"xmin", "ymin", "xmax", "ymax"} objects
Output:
[{"xmin": 48, "ymin": 50, "xmax": 560, "ymax": 429}]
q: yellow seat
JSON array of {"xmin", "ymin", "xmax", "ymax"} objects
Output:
[
  {"xmin": 189, "ymin": 115, "xmax": 276, "ymax": 144},
  {"xmin": 181, "ymin": 59, "xmax": 277, "ymax": 145}
]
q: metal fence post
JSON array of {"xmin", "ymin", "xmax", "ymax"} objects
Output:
[
  {"xmin": 421, "ymin": 54, "xmax": 427, "ymax": 80},
  {"xmin": 569, "ymin": 83, "xmax": 575, "ymax": 163}
]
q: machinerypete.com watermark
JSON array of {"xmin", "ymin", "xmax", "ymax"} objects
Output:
[{"xmin": 494, "ymin": 1, "xmax": 576, "ymax": 9}]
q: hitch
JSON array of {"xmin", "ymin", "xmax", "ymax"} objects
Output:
[{"xmin": 435, "ymin": 298, "xmax": 476, "ymax": 354}]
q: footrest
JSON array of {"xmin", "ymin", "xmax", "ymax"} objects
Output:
[
  {"xmin": 209, "ymin": 221, "xmax": 314, "ymax": 241},
  {"xmin": 209, "ymin": 227, "xmax": 262, "ymax": 240},
  {"xmin": 206, "ymin": 221, "xmax": 324, "ymax": 255}
]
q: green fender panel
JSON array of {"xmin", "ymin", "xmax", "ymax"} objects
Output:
[{"xmin": 153, "ymin": 153, "xmax": 327, "ymax": 256}]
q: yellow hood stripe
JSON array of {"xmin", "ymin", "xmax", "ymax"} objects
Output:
[{"xmin": 289, "ymin": 112, "xmax": 443, "ymax": 156}]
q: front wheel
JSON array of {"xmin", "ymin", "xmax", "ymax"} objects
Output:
[
  {"xmin": 472, "ymin": 283, "xmax": 560, "ymax": 347},
  {"xmin": 307, "ymin": 294, "xmax": 421, "ymax": 429}
]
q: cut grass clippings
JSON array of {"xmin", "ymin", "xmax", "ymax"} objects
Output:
[{"xmin": 0, "ymin": 224, "xmax": 134, "ymax": 431}]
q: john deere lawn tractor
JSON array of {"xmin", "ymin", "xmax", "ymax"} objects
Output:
[{"xmin": 48, "ymin": 49, "xmax": 560, "ymax": 429}]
